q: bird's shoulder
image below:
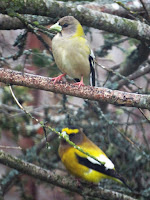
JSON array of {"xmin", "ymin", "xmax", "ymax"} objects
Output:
[{"xmin": 76, "ymin": 134, "xmax": 106, "ymax": 158}]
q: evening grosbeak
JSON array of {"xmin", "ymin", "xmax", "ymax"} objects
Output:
[
  {"xmin": 50, "ymin": 16, "xmax": 95, "ymax": 87},
  {"xmin": 59, "ymin": 127, "xmax": 131, "ymax": 190}
]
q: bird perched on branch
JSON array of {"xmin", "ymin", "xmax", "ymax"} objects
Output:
[
  {"xmin": 50, "ymin": 16, "xmax": 95, "ymax": 87},
  {"xmin": 59, "ymin": 127, "xmax": 131, "ymax": 190}
]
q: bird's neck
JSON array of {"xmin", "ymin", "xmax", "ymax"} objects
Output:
[{"xmin": 72, "ymin": 23, "xmax": 85, "ymax": 38}]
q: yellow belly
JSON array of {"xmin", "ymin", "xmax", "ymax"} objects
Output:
[{"xmin": 60, "ymin": 147, "xmax": 110, "ymax": 183}]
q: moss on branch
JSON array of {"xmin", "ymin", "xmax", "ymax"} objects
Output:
[{"xmin": 0, "ymin": 0, "xmax": 150, "ymax": 42}]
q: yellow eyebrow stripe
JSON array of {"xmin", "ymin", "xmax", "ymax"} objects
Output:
[{"xmin": 62, "ymin": 128, "xmax": 79, "ymax": 134}]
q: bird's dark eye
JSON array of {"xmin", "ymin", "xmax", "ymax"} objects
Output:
[{"xmin": 62, "ymin": 23, "xmax": 69, "ymax": 28}]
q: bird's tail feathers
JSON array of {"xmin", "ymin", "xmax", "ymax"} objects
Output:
[{"xmin": 113, "ymin": 174, "xmax": 133, "ymax": 191}]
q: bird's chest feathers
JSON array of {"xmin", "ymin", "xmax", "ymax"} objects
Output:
[{"xmin": 52, "ymin": 37, "xmax": 90, "ymax": 78}]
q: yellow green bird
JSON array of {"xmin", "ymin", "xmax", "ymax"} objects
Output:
[
  {"xmin": 50, "ymin": 16, "xmax": 95, "ymax": 87},
  {"xmin": 59, "ymin": 127, "xmax": 131, "ymax": 190}
]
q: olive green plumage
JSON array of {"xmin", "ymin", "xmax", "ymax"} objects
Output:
[{"xmin": 50, "ymin": 16, "xmax": 95, "ymax": 87}]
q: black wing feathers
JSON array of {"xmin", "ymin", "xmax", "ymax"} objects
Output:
[
  {"xmin": 89, "ymin": 55, "xmax": 95, "ymax": 86},
  {"xmin": 75, "ymin": 153, "xmax": 132, "ymax": 190},
  {"xmin": 76, "ymin": 153, "xmax": 115, "ymax": 177}
]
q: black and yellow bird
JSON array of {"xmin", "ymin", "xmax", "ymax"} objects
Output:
[
  {"xmin": 59, "ymin": 127, "xmax": 131, "ymax": 189},
  {"xmin": 50, "ymin": 16, "xmax": 95, "ymax": 87}
]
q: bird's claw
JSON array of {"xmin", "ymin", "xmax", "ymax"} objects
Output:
[
  {"xmin": 51, "ymin": 74, "xmax": 66, "ymax": 84},
  {"xmin": 73, "ymin": 81, "xmax": 85, "ymax": 88}
]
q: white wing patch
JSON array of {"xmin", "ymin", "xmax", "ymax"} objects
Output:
[
  {"xmin": 87, "ymin": 156, "xmax": 100, "ymax": 165},
  {"xmin": 87, "ymin": 154, "xmax": 114, "ymax": 170},
  {"xmin": 89, "ymin": 50, "xmax": 95, "ymax": 67},
  {"xmin": 99, "ymin": 155, "xmax": 114, "ymax": 170},
  {"xmin": 90, "ymin": 49, "xmax": 95, "ymax": 59}
]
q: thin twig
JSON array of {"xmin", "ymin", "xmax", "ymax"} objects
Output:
[
  {"xmin": 138, "ymin": 108, "xmax": 150, "ymax": 123},
  {"xmin": 117, "ymin": 64, "xmax": 150, "ymax": 89},
  {"xmin": 9, "ymin": 85, "xmax": 39, "ymax": 123},
  {"xmin": 113, "ymin": 0, "xmax": 149, "ymax": 24},
  {"xmin": 0, "ymin": 145, "xmax": 22, "ymax": 150},
  {"xmin": 95, "ymin": 60, "xmax": 141, "ymax": 89},
  {"xmin": 139, "ymin": 0, "xmax": 150, "ymax": 21},
  {"xmin": 9, "ymin": 86, "xmax": 109, "ymax": 166},
  {"xmin": 87, "ymin": 101, "xmax": 148, "ymax": 158}
]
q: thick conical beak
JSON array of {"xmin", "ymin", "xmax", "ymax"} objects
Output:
[{"xmin": 50, "ymin": 22, "xmax": 62, "ymax": 32}]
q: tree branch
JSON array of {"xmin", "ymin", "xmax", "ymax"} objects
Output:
[
  {"xmin": 0, "ymin": 133, "xmax": 56, "ymax": 195},
  {"xmin": 111, "ymin": 43, "xmax": 150, "ymax": 82},
  {"xmin": 0, "ymin": 14, "xmax": 55, "ymax": 30},
  {"xmin": 84, "ymin": 2, "xmax": 150, "ymax": 19},
  {"xmin": 0, "ymin": 0, "xmax": 150, "ymax": 42},
  {"xmin": 117, "ymin": 63, "xmax": 150, "ymax": 89},
  {"xmin": 0, "ymin": 14, "xmax": 24, "ymax": 29},
  {"xmin": 0, "ymin": 68, "xmax": 150, "ymax": 109},
  {"xmin": 0, "ymin": 150, "xmax": 136, "ymax": 200}
]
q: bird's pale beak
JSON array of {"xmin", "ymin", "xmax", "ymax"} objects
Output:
[{"xmin": 50, "ymin": 22, "xmax": 62, "ymax": 32}]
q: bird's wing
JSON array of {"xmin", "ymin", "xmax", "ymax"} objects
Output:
[
  {"xmin": 89, "ymin": 50, "xmax": 95, "ymax": 86},
  {"xmin": 75, "ymin": 153, "xmax": 131, "ymax": 190},
  {"xmin": 75, "ymin": 153, "xmax": 115, "ymax": 176}
]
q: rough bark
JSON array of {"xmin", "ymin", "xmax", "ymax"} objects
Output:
[
  {"xmin": 0, "ymin": 0, "xmax": 150, "ymax": 42},
  {"xmin": 0, "ymin": 150, "xmax": 137, "ymax": 200},
  {"xmin": 0, "ymin": 68, "xmax": 150, "ymax": 109}
]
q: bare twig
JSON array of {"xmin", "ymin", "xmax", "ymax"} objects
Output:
[
  {"xmin": 138, "ymin": 108, "xmax": 150, "ymax": 123},
  {"xmin": 113, "ymin": 0, "xmax": 149, "ymax": 24},
  {"xmin": 95, "ymin": 60, "xmax": 141, "ymax": 89},
  {"xmin": 139, "ymin": 0, "xmax": 150, "ymax": 21},
  {"xmin": 117, "ymin": 64, "xmax": 150, "ymax": 89},
  {"xmin": 9, "ymin": 85, "xmax": 113, "ymax": 167},
  {"xmin": 0, "ymin": 145, "xmax": 22, "ymax": 150}
]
